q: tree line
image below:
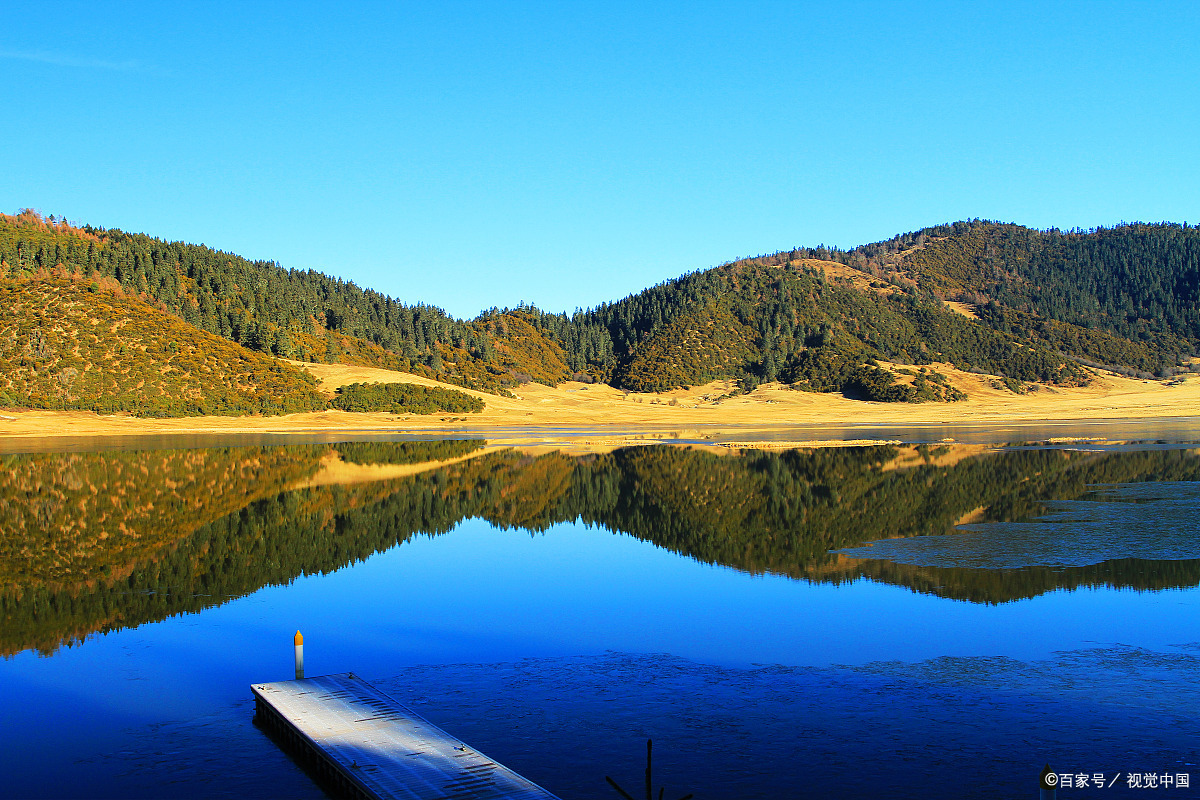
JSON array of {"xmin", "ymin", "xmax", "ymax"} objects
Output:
[{"xmin": 4, "ymin": 210, "xmax": 1196, "ymax": 401}]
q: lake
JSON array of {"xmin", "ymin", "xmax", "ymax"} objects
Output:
[{"xmin": 1, "ymin": 434, "xmax": 1198, "ymax": 798}]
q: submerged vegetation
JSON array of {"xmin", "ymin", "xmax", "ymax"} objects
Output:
[
  {"xmin": 3, "ymin": 211, "xmax": 1198, "ymax": 414},
  {"xmin": 4, "ymin": 441, "xmax": 1199, "ymax": 656}
]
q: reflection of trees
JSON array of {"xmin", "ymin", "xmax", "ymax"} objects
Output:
[
  {"xmin": 332, "ymin": 439, "xmax": 484, "ymax": 465},
  {"xmin": 0, "ymin": 441, "xmax": 494, "ymax": 655},
  {"xmin": 561, "ymin": 446, "xmax": 1200, "ymax": 588},
  {"xmin": 829, "ymin": 557, "xmax": 1200, "ymax": 605},
  {"xmin": 4, "ymin": 442, "xmax": 1200, "ymax": 656},
  {"xmin": 0, "ymin": 445, "xmax": 324, "ymax": 585}
]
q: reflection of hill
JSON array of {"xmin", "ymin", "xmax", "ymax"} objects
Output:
[
  {"xmin": 571, "ymin": 445, "xmax": 1200, "ymax": 585},
  {"xmin": 0, "ymin": 446, "xmax": 323, "ymax": 586},
  {"xmin": 550, "ymin": 446, "xmax": 1200, "ymax": 604},
  {"xmin": 0, "ymin": 441, "xmax": 494, "ymax": 656},
  {"xmin": 4, "ymin": 442, "xmax": 1200, "ymax": 655},
  {"xmin": 332, "ymin": 440, "xmax": 484, "ymax": 466},
  {"xmin": 821, "ymin": 556, "xmax": 1200, "ymax": 605},
  {"xmin": 559, "ymin": 443, "xmax": 1200, "ymax": 582}
]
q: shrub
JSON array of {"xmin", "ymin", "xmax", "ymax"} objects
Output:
[{"xmin": 331, "ymin": 382, "xmax": 485, "ymax": 414}]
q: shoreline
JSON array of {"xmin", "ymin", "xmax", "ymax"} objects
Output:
[{"xmin": 2, "ymin": 364, "xmax": 1199, "ymax": 451}]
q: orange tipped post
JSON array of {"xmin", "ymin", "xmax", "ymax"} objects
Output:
[{"xmin": 294, "ymin": 630, "xmax": 304, "ymax": 680}]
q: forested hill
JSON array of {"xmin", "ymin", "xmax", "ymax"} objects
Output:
[
  {"xmin": 0, "ymin": 278, "xmax": 329, "ymax": 416},
  {"xmin": 835, "ymin": 220, "xmax": 1200, "ymax": 371},
  {"xmin": 0, "ymin": 210, "xmax": 572, "ymax": 395},
  {"xmin": 4, "ymin": 210, "xmax": 1198, "ymax": 404},
  {"xmin": 521, "ymin": 220, "xmax": 1200, "ymax": 393}
]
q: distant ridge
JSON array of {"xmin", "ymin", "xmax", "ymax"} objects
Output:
[{"xmin": 3, "ymin": 210, "xmax": 1197, "ymax": 415}]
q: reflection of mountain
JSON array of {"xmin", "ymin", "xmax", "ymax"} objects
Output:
[
  {"xmin": 4, "ymin": 442, "xmax": 1200, "ymax": 655},
  {"xmin": 0, "ymin": 441, "xmax": 485, "ymax": 655},
  {"xmin": 0, "ymin": 446, "xmax": 323, "ymax": 586},
  {"xmin": 569, "ymin": 446, "xmax": 1200, "ymax": 589},
  {"xmin": 825, "ymin": 556, "xmax": 1200, "ymax": 605}
]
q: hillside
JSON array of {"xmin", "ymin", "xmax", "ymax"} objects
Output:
[
  {"xmin": 4, "ymin": 210, "xmax": 1198, "ymax": 409},
  {"xmin": 528, "ymin": 256, "xmax": 1093, "ymax": 395},
  {"xmin": 0, "ymin": 210, "xmax": 561, "ymax": 394},
  {"xmin": 843, "ymin": 221, "xmax": 1200, "ymax": 375},
  {"xmin": 523, "ymin": 222, "xmax": 1200, "ymax": 393},
  {"xmin": 617, "ymin": 300, "xmax": 759, "ymax": 392},
  {"xmin": 0, "ymin": 277, "xmax": 328, "ymax": 416}
]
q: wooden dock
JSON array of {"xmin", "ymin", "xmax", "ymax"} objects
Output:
[{"xmin": 252, "ymin": 673, "xmax": 561, "ymax": 800}]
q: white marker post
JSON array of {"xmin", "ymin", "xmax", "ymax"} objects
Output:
[{"xmin": 294, "ymin": 630, "xmax": 304, "ymax": 680}]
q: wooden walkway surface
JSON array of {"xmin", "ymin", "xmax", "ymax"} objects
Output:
[{"xmin": 252, "ymin": 673, "xmax": 561, "ymax": 800}]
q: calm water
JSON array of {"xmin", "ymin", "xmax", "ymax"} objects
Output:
[{"xmin": 1, "ymin": 436, "xmax": 1198, "ymax": 798}]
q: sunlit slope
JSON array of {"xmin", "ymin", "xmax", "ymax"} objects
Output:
[
  {"xmin": 4, "ymin": 210, "xmax": 1198, "ymax": 402},
  {"xmin": 0, "ymin": 277, "xmax": 328, "ymax": 416},
  {"xmin": 617, "ymin": 301, "xmax": 759, "ymax": 392},
  {"xmin": 605, "ymin": 257, "xmax": 1089, "ymax": 395},
  {"xmin": 0, "ymin": 211, "xmax": 570, "ymax": 394},
  {"xmin": 856, "ymin": 221, "xmax": 1200, "ymax": 374},
  {"xmin": 522, "ymin": 225, "xmax": 1200, "ymax": 393},
  {"xmin": 523, "ymin": 255, "xmax": 1101, "ymax": 396}
]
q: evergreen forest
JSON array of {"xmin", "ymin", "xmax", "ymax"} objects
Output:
[
  {"xmin": 3, "ymin": 210, "xmax": 1199, "ymax": 414},
  {"xmin": 0, "ymin": 275, "xmax": 482, "ymax": 417}
]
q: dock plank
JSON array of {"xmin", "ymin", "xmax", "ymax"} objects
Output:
[{"xmin": 252, "ymin": 673, "xmax": 560, "ymax": 800}]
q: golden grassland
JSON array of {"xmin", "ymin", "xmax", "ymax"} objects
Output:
[{"xmin": 2, "ymin": 356, "xmax": 1200, "ymax": 448}]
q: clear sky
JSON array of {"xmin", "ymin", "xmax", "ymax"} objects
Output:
[{"xmin": 3, "ymin": 1, "xmax": 1198, "ymax": 318}]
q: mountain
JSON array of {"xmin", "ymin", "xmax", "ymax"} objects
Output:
[
  {"xmin": 526, "ymin": 221, "xmax": 1200, "ymax": 392},
  {"xmin": 842, "ymin": 220, "xmax": 1200, "ymax": 373},
  {"xmin": 3, "ymin": 210, "xmax": 1198, "ymax": 413},
  {"xmin": 0, "ymin": 210, "xmax": 569, "ymax": 395}
]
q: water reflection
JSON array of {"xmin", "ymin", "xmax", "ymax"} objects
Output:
[{"xmin": 4, "ymin": 440, "xmax": 1200, "ymax": 656}]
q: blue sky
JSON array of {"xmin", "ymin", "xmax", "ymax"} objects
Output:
[{"xmin": 3, "ymin": 1, "xmax": 1197, "ymax": 318}]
